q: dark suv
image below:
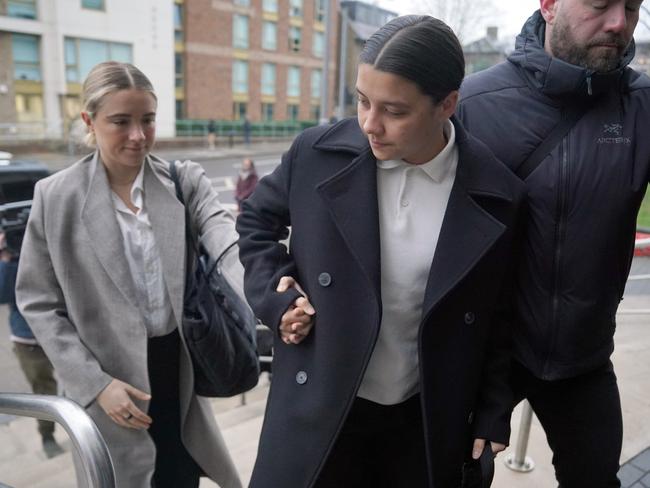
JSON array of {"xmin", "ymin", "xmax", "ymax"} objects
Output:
[
  {"xmin": 0, "ymin": 158, "xmax": 49, "ymax": 204},
  {"xmin": 0, "ymin": 155, "xmax": 50, "ymax": 254}
]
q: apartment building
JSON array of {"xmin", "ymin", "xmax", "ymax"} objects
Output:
[
  {"xmin": 176, "ymin": 0, "xmax": 338, "ymax": 122},
  {"xmin": 337, "ymin": 1, "xmax": 396, "ymax": 118},
  {"xmin": 0, "ymin": 0, "xmax": 175, "ymax": 139}
]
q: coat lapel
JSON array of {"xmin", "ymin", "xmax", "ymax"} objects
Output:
[
  {"xmin": 421, "ymin": 164, "xmax": 507, "ymax": 322},
  {"xmin": 143, "ymin": 159, "xmax": 186, "ymax": 328},
  {"xmin": 316, "ymin": 148, "xmax": 382, "ymax": 301},
  {"xmin": 81, "ymin": 153, "xmax": 140, "ymax": 309}
]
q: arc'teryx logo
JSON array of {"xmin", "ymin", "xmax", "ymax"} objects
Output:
[{"xmin": 597, "ymin": 123, "xmax": 631, "ymax": 145}]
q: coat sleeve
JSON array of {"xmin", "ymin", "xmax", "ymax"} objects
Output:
[
  {"xmin": 176, "ymin": 159, "xmax": 247, "ymax": 303},
  {"xmin": 235, "ymin": 138, "xmax": 303, "ymax": 330},
  {"xmin": 15, "ymin": 181, "xmax": 112, "ymax": 407}
]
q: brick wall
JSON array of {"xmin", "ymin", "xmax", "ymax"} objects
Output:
[{"xmin": 184, "ymin": 0, "xmax": 337, "ymax": 121}]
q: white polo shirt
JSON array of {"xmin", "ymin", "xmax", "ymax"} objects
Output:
[{"xmin": 357, "ymin": 120, "xmax": 458, "ymax": 405}]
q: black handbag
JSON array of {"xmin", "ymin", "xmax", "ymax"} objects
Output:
[
  {"xmin": 169, "ymin": 161, "xmax": 260, "ymax": 397},
  {"xmin": 460, "ymin": 443, "xmax": 495, "ymax": 488}
]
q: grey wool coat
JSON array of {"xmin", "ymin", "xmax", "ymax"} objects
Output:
[{"xmin": 16, "ymin": 152, "xmax": 243, "ymax": 488}]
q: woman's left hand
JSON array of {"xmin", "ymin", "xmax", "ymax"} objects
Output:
[{"xmin": 471, "ymin": 438, "xmax": 506, "ymax": 459}]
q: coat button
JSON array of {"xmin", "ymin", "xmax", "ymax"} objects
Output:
[
  {"xmin": 296, "ymin": 371, "xmax": 308, "ymax": 385},
  {"xmin": 464, "ymin": 312, "xmax": 475, "ymax": 325},
  {"xmin": 318, "ymin": 272, "xmax": 332, "ymax": 287}
]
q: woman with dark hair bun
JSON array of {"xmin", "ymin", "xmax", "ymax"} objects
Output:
[{"xmin": 238, "ymin": 15, "xmax": 524, "ymax": 487}]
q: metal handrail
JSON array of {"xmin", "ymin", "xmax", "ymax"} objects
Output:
[{"xmin": 0, "ymin": 393, "xmax": 115, "ymax": 488}]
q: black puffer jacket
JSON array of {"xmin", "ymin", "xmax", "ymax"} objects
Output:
[{"xmin": 458, "ymin": 10, "xmax": 650, "ymax": 380}]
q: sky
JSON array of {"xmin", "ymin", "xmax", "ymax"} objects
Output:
[{"xmin": 373, "ymin": 0, "xmax": 650, "ymax": 43}]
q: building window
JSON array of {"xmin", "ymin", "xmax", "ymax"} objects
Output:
[
  {"xmin": 15, "ymin": 93, "xmax": 44, "ymax": 121},
  {"xmin": 64, "ymin": 38, "xmax": 132, "ymax": 83},
  {"xmin": 234, "ymin": 0, "xmax": 250, "ymax": 6},
  {"xmin": 12, "ymin": 34, "xmax": 41, "ymax": 81},
  {"xmin": 175, "ymin": 53, "xmax": 184, "ymax": 88},
  {"xmin": 314, "ymin": 0, "xmax": 325, "ymax": 23},
  {"xmin": 233, "ymin": 102, "xmax": 247, "ymax": 120},
  {"xmin": 262, "ymin": 21, "xmax": 277, "ymax": 51},
  {"xmin": 232, "ymin": 60, "xmax": 249, "ymax": 94},
  {"xmin": 261, "ymin": 103, "xmax": 274, "ymax": 121},
  {"xmin": 289, "ymin": 27, "xmax": 301, "ymax": 53},
  {"xmin": 287, "ymin": 104, "xmax": 299, "ymax": 121},
  {"xmin": 7, "ymin": 0, "xmax": 37, "ymax": 19},
  {"xmin": 287, "ymin": 66, "xmax": 301, "ymax": 97},
  {"xmin": 311, "ymin": 69, "xmax": 322, "ymax": 99},
  {"xmin": 233, "ymin": 14, "xmax": 249, "ymax": 49},
  {"xmin": 261, "ymin": 63, "xmax": 276, "ymax": 96},
  {"xmin": 262, "ymin": 0, "xmax": 278, "ymax": 13},
  {"xmin": 81, "ymin": 0, "xmax": 104, "ymax": 10},
  {"xmin": 174, "ymin": 3, "xmax": 184, "ymax": 43},
  {"xmin": 289, "ymin": 0, "xmax": 302, "ymax": 17},
  {"xmin": 312, "ymin": 31, "xmax": 325, "ymax": 58},
  {"xmin": 176, "ymin": 100, "xmax": 185, "ymax": 120}
]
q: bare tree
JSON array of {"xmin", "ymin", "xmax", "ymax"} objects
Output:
[
  {"xmin": 640, "ymin": 5, "xmax": 650, "ymax": 33},
  {"xmin": 410, "ymin": 0, "xmax": 499, "ymax": 43}
]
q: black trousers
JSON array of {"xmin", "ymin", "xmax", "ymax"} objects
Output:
[
  {"xmin": 512, "ymin": 360, "xmax": 622, "ymax": 488},
  {"xmin": 314, "ymin": 394, "xmax": 429, "ymax": 488},
  {"xmin": 148, "ymin": 330, "xmax": 201, "ymax": 488}
]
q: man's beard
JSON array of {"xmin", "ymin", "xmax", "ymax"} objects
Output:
[{"xmin": 550, "ymin": 19, "xmax": 629, "ymax": 73}]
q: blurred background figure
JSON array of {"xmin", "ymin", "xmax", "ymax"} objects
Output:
[
  {"xmin": 0, "ymin": 231, "xmax": 64, "ymax": 459},
  {"xmin": 234, "ymin": 158, "xmax": 258, "ymax": 212},
  {"xmin": 242, "ymin": 117, "xmax": 251, "ymax": 146},
  {"xmin": 207, "ymin": 119, "xmax": 217, "ymax": 150}
]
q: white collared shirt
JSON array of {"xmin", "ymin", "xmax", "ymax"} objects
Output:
[
  {"xmin": 358, "ymin": 120, "xmax": 459, "ymax": 405},
  {"xmin": 111, "ymin": 164, "xmax": 174, "ymax": 337}
]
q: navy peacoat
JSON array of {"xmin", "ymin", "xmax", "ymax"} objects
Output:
[{"xmin": 237, "ymin": 117, "xmax": 525, "ymax": 487}]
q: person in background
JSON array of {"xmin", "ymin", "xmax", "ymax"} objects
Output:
[
  {"xmin": 234, "ymin": 158, "xmax": 259, "ymax": 212},
  {"xmin": 237, "ymin": 15, "xmax": 525, "ymax": 487},
  {"xmin": 16, "ymin": 61, "xmax": 243, "ymax": 488},
  {"xmin": 0, "ymin": 232, "xmax": 64, "ymax": 459},
  {"xmin": 457, "ymin": 1, "xmax": 649, "ymax": 486},
  {"xmin": 207, "ymin": 119, "xmax": 217, "ymax": 150},
  {"xmin": 242, "ymin": 117, "xmax": 251, "ymax": 146}
]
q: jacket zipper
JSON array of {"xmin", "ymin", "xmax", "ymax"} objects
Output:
[{"xmin": 544, "ymin": 137, "xmax": 569, "ymax": 379}]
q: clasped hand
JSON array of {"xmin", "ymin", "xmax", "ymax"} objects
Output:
[{"xmin": 276, "ymin": 276, "xmax": 316, "ymax": 345}]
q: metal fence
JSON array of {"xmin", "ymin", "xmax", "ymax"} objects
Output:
[
  {"xmin": 0, "ymin": 122, "xmax": 63, "ymax": 142},
  {"xmin": 175, "ymin": 119, "xmax": 317, "ymax": 138},
  {"xmin": 0, "ymin": 393, "xmax": 115, "ymax": 488}
]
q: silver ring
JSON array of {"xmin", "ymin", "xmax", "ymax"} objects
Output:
[{"xmin": 124, "ymin": 413, "xmax": 132, "ymax": 420}]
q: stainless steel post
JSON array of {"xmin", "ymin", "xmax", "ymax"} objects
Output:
[{"xmin": 504, "ymin": 400, "xmax": 536, "ymax": 472}]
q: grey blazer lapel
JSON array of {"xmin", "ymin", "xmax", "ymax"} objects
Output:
[
  {"xmin": 81, "ymin": 153, "xmax": 140, "ymax": 309},
  {"xmin": 144, "ymin": 159, "xmax": 186, "ymax": 328}
]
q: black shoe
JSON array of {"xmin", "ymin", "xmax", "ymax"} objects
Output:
[{"xmin": 42, "ymin": 436, "xmax": 64, "ymax": 459}]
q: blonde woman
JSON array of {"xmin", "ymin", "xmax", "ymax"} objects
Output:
[{"xmin": 16, "ymin": 61, "xmax": 243, "ymax": 488}]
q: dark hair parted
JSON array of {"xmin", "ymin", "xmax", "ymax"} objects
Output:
[{"xmin": 359, "ymin": 15, "xmax": 465, "ymax": 103}]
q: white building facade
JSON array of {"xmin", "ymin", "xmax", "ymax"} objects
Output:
[{"xmin": 0, "ymin": 0, "xmax": 175, "ymax": 140}]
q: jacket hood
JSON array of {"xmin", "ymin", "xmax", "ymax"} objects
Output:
[{"xmin": 507, "ymin": 10, "xmax": 635, "ymax": 99}]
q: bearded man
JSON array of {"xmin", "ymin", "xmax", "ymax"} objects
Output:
[{"xmin": 458, "ymin": 1, "xmax": 648, "ymax": 486}]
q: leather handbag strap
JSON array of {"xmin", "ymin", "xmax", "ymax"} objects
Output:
[
  {"xmin": 515, "ymin": 102, "xmax": 591, "ymax": 180},
  {"xmin": 168, "ymin": 160, "xmax": 237, "ymax": 265}
]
